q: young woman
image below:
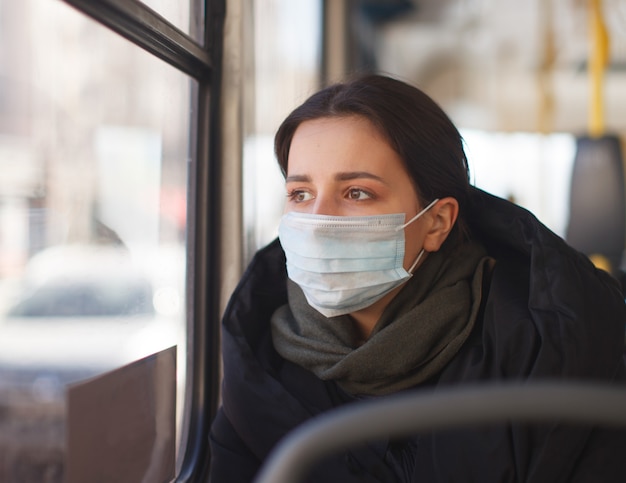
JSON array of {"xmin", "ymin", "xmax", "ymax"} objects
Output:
[{"xmin": 209, "ymin": 74, "xmax": 626, "ymax": 482}]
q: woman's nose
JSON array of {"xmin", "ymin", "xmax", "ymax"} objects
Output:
[{"xmin": 310, "ymin": 192, "xmax": 341, "ymax": 216}]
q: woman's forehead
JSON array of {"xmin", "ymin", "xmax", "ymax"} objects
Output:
[{"xmin": 287, "ymin": 117, "xmax": 397, "ymax": 170}]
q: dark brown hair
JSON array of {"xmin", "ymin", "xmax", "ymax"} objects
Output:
[{"xmin": 274, "ymin": 74, "xmax": 471, "ymax": 242}]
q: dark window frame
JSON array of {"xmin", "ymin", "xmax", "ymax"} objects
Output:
[{"xmin": 60, "ymin": 0, "xmax": 225, "ymax": 480}]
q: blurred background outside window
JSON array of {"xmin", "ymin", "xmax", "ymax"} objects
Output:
[{"xmin": 0, "ymin": 0, "xmax": 191, "ymax": 480}]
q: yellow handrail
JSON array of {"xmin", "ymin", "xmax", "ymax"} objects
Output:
[{"xmin": 589, "ymin": 0, "xmax": 610, "ymax": 137}]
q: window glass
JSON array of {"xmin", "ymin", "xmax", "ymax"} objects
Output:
[{"xmin": 0, "ymin": 0, "xmax": 191, "ymax": 480}]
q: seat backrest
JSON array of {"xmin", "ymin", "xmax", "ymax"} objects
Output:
[{"xmin": 565, "ymin": 134, "xmax": 625, "ymax": 275}]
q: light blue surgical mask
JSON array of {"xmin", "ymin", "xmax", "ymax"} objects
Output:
[{"xmin": 278, "ymin": 199, "xmax": 439, "ymax": 317}]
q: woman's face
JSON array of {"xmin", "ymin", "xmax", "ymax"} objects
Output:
[{"xmin": 284, "ymin": 115, "xmax": 431, "ymax": 272}]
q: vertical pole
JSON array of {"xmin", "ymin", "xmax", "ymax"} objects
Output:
[{"xmin": 588, "ymin": 0, "xmax": 609, "ymax": 137}]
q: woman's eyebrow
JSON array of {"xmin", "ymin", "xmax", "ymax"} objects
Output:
[
  {"xmin": 285, "ymin": 174, "xmax": 311, "ymax": 183},
  {"xmin": 335, "ymin": 171, "xmax": 386, "ymax": 183},
  {"xmin": 285, "ymin": 171, "xmax": 386, "ymax": 183}
]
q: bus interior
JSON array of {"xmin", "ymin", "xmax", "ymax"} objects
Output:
[{"xmin": 0, "ymin": 0, "xmax": 625, "ymax": 481}]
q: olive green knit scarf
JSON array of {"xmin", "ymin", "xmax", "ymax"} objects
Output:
[{"xmin": 271, "ymin": 241, "xmax": 493, "ymax": 396}]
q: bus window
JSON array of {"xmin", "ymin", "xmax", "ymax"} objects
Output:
[{"xmin": 0, "ymin": 0, "xmax": 217, "ymax": 480}]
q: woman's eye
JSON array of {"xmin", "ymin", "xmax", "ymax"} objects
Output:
[
  {"xmin": 346, "ymin": 188, "xmax": 372, "ymax": 201},
  {"xmin": 287, "ymin": 190, "xmax": 313, "ymax": 203}
]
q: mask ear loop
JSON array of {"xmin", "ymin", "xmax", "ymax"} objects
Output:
[
  {"xmin": 396, "ymin": 198, "xmax": 440, "ymax": 231},
  {"xmin": 408, "ymin": 248, "xmax": 425, "ymax": 274},
  {"xmin": 399, "ymin": 198, "xmax": 439, "ymax": 274}
]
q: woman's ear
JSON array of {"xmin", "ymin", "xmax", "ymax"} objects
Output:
[{"xmin": 423, "ymin": 197, "xmax": 459, "ymax": 252}]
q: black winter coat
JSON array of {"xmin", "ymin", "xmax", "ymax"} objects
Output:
[{"xmin": 209, "ymin": 188, "xmax": 626, "ymax": 482}]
